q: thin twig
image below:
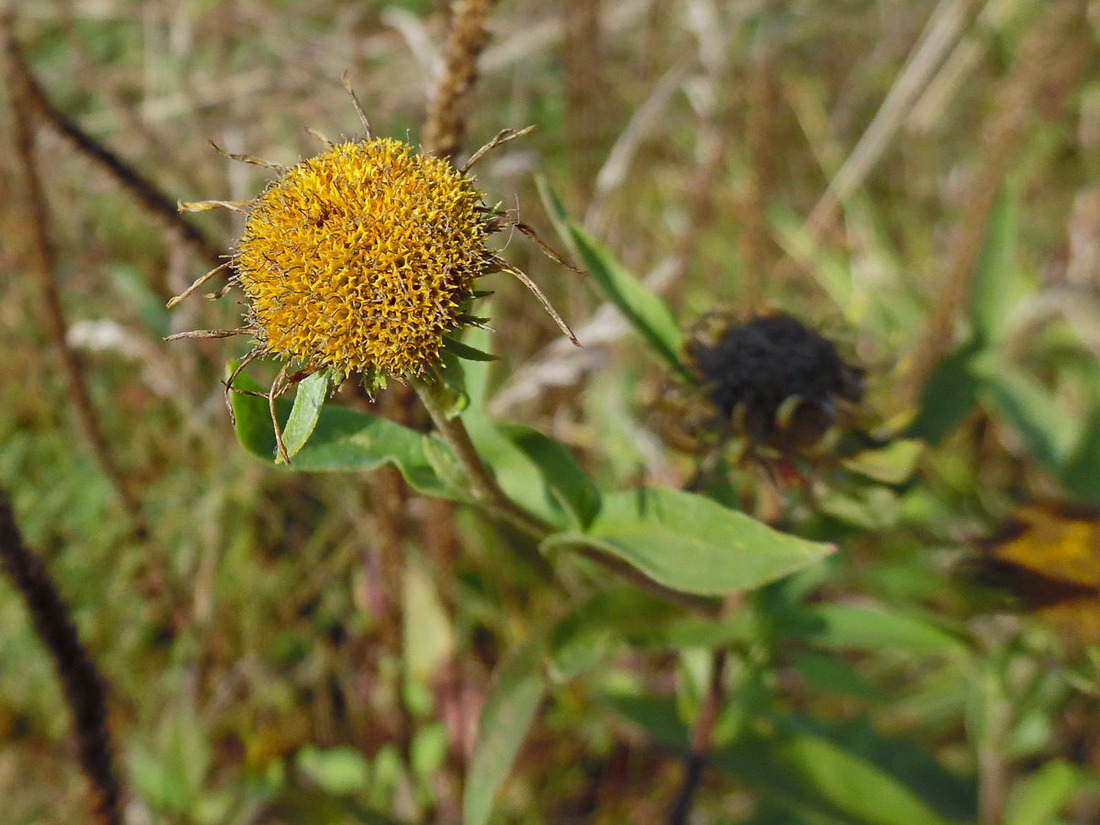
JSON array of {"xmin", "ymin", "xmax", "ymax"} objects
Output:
[
  {"xmin": 270, "ymin": 360, "xmax": 292, "ymax": 464},
  {"xmin": 208, "ymin": 140, "xmax": 286, "ymax": 172},
  {"xmin": 0, "ymin": 491, "xmax": 123, "ymax": 825},
  {"xmin": 494, "ymin": 258, "xmax": 580, "ymax": 345},
  {"xmin": 804, "ymin": 0, "xmax": 972, "ymax": 238}
]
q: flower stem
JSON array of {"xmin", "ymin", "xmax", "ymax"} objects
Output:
[{"xmin": 411, "ymin": 373, "xmax": 554, "ymax": 539}]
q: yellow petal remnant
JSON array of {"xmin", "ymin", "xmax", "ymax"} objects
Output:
[{"xmin": 235, "ymin": 137, "xmax": 489, "ymax": 379}]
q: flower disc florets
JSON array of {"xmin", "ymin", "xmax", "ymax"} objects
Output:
[{"xmin": 234, "ymin": 137, "xmax": 490, "ymax": 379}]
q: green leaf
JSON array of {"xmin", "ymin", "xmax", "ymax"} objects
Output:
[
  {"xmin": 796, "ymin": 603, "xmax": 967, "ymax": 657},
  {"xmin": 599, "ymin": 691, "xmax": 689, "ymax": 750},
  {"xmin": 840, "ymin": 439, "xmax": 923, "ymax": 485},
  {"xmin": 768, "ymin": 203, "xmax": 856, "ymax": 315},
  {"xmin": 495, "ymin": 423, "xmax": 601, "ymax": 529},
  {"xmin": 908, "ymin": 336, "xmax": 984, "ymax": 444},
  {"xmin": 129, "ymin": 704, "xmax": 211, "ymax": 815},
  {"xmin": 229, "ymin": 368, "xmax": 460, "ymax": 498},
  {"xmin": 970, "ymin": 186, "xmax": 1030, "ymax": 345},
  {"xmin": 403, "ymin": 560, "xmax": 455, "ymax": 681},
  {"xmin": 278, "ymin": 369, "xmax": 330, "ymax": 462},
  {"xmin": 816, "ymin": 485, "xmax": 900, "ymax": 530},
  {"xmin": 1061, "ymin": 404, "xmax": 1100, "ymax": 503},
  {"xmin": 295, "ymin": 745, "xmax": 371, "ymax": 795},
  {"xmin": 443, "ymin": 335, "xmax": 500, "ymax": 362},
  {"xmin": 538, "ymin": 179, "xmax": 688, "ymax": 378},
  {"xmin": 464, "ymin": 642, "xmax": 546, "ymax": 825},
  {"xmin": 542, "ymin": 488, "xmax": 834, "ymax": 596},
  {"xmin": 713, "ymin": 728, "xmax": 953, "ymax": 825},
  {"xmin": 546, "ymin": 588, "xmax": 682, "ymax": 680},
  {"xmin": 1004, "ymin": 760, "xmax": 1082, "ymax": 825},
  {"xmin": 462, "ymin": 413, "xmax": 597, "ymax": 530},
  {"xmin": 973, "ymin": 354, "xmax": 1076, "ymax": 469}
]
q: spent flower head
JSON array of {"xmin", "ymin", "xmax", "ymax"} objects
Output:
[
  {"xmin": 653, "ymin": 311, "xmax": 864, "ymax": 471},
  {"xmin": 168, "ymin": 97, "xmax": 577, "ymax": 461}
]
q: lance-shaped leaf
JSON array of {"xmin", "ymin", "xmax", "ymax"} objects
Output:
[{"xmin": 542, "ymin": 488, "xmax": 833, "ymax": 596}]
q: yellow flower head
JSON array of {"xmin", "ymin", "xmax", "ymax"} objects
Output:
[
  {"xmin": 236, "ymin": 137, "xmax": 489, "ymax": 379},
  {"xmin": 169, "ymin": 118, "xmax": 578, "ymax": 463}
]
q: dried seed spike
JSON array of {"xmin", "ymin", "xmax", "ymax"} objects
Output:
[
  {"xmin": 512, "ymin": 220, "xmax": 584, "ymax": 273},
  {"xmin": 209, "ymin": 140, "xmax": 286, "ymax": 172},
  {"xmin": 164, "ymin": 327, "xmax": 251, "ymax": 341},
  {"xmin": 166, "ymin": 261, "xmax": 231, "ymax": 308},
  {"xmin": 460, "ymin": 125, "xmax": 536, "ymax": 174},
  {"xmin": 341, "ymin": 71, "xmax": 372, "ymax": 139},
  {"xmin": 269, "ymin": 360, "xmax": 293, "ymax": 464},
  {"xmin": 179, "ymin": 199, "xmax": 254, "ymax": 214},
  {"xmin": 223, "ymin": 346, "xmax": 264, "ymax": 424},
  {"xmin": 495, "ymin": 258, "xmax": 580, "ymax": 346}
]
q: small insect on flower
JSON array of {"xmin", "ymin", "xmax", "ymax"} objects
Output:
[{"xmin": 167, "ymin": 77, "xmax": 578, "ymax": 463}]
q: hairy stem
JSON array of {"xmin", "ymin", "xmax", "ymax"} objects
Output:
[
  {"xmin": 0, "ymin": 492, "xmax": 123, "ymax": 825},
  {"xmin": 1, "ymin": 15, "xmax": 147, "ymax": 536}
]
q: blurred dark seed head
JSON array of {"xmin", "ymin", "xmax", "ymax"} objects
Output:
[{"xmin": 684, "ymin": 311, "xmax": 864, "ymax": 457}]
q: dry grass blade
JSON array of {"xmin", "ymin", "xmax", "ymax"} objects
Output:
[
  {"xmin": 901, "ymin": 2, "xmax": 1092, "ymax": 408},
  {"xmin": 495, "ymin": 259, "xmax": 580, "ymax": 346},
  {"xmin": 223, "ymin": 347, "xmax": 265, "ymax": 423},
  {"xmin": 164, "ymin": 328, "xmax": 251, "ymax": 341},
  {"xmin": 511, "ymin": 220, "xmax": 584, "ymax": 273},
  {"xmin": 342, "ymin": 70, "xmax": 373, "ymax": 139},
  {"xmin": 179, "ymin": 199, "xmax": 254, "ymax": 213},
  {"xmin": 209, "ymin": 140, "xmax": 287, "ymax": 172},
  {"xmin": 166, "ymin": 261, "xmax": 231, "ymax": 308},
  {"xmin": 460, "ymin": 125, "xmax": 535, "ymax": 173},
  {"xmin": 269, "ymin": 361, "xmax": 293, "ymax": 464}
]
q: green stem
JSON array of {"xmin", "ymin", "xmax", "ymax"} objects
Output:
[{"xmin": 411, "ymin": 373, "xmax": 554, "ymax": 539}]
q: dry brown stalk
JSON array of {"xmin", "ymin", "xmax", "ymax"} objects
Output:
[
  {"xmin": 563, "ymin": 0, "xmax": 605, "ymax": 205},
  {"xmin": 739, "ymin": 56, "xmax": 782, "ymax": 314},
  {"xmin": 901, "ymin": 2, "xmax": 1092, "ymax": 410},
  {"xmin": 423, "ymin": 0, "xmax": 499, "ymax": 162},
  {"xmin": 0, "ymin": 491, "xmax": 123, "ymax": 825},
  {"xmin": 1, "ymin": 15, "xmax": 148, "ymax": 532}
]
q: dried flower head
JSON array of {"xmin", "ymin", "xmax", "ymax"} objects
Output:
[
  {"xmin": 167, "ymin": 88, "xmax": 577, "ymax": 461},
  {"xmin": 655, "ymin": 312, "xmax": 863, "ymax": 466}
]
